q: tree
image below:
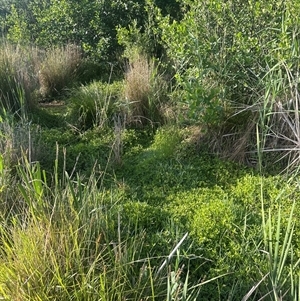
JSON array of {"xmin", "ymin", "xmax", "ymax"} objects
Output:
[
  {"xmin": 4, "ymin": 0, "xmax": 147, "ymax": 63},
  {"xmin": 4, "ymin": 0, "xmax": 181, "ymax": 64}
]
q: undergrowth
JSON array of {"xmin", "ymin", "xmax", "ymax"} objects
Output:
[{"xmin": 1, "ymin": 1, "xmax": 300, "ymax": 298}]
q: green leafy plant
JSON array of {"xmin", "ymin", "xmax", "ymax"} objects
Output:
[{"xmin": 0, "ymin": 150, "xmax": 215, "ymax": 300}]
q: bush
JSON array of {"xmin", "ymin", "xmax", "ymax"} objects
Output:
[{"xmin": 156, "ymin": 0, "xmax": 300, "ymax": 169}]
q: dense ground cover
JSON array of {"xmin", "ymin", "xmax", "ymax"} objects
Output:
[
  {"xmin": 1, "ymin": 112, "xmax": 300, "ymax": 300},
  {"xmin": 1, "ymin": 0, "xmax": 300, "ymax": 300}
]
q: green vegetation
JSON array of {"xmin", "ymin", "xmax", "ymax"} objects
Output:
[{"xmin": 1, "ymin": 0, "xmax": 300, "ymax": 300}]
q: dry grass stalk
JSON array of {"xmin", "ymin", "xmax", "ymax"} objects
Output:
[
  {"xmin": 124, "ymin": 54, "xmax": 153, "ymax": 124},
  {"xmin": 39, "ymin": 44, "xmax": 82, "ymax": 99},
  {"xmin": 258, "ymin": 63, "xmax": 300, "ymax": 172},
  {"xmin": 228, "ymin": 120, "xmax": 257, "ymax": 165},
  {"xmin": 0, "ymin": 43, "xmax": 41, "ymax": 111}
]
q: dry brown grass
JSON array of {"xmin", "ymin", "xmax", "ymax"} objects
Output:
[
  {"xmin": 0, "ymin": 43, "xmax": 41, "ymax": 112},
  {"xmin": 227, "ymin": 120, "xmax": 257, "ymax": 165},
  {"xmin": 38, "ymin": 44, "xmax": 82, "ymax": 99},
  {"xmin": 124, "ymin": 54, "xmax": 152, "ymax": 121},
  {"xmin": 124, "ymin": 54, "xmax": 166, "ymax": 125},
  {"xmin": 262, "ymin": 95, "xmax": 300, "ymax": 171},
  {"xmin": 0, "ymin": 120, "xmax": 42, "ymax": 167}
]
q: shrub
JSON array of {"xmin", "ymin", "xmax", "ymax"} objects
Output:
[{"xmin": 155, "ymin": 0, "xmax": 300, "ymax": 170}]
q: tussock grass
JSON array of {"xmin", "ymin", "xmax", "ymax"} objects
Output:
[
  {"xmin": 125, "ymin": 54, "xmax": 152, "ymax": 118},
  {"xmin": 0, "ymin": 118, "xmax": 42, "ymax": 167},
  {"xmin": 0, "ymin": 118, "xmax": 43, "ymax": 219},
  {"xmin": 257, "ymin": 62, "xmax": 300, "ymax": 173},
  {"xmin": 0, "ymin": 43, "xmax": 40, "ymax": 116},
  {"xmin": 38, "ymin": 44, "xmax": 82, "ymax": 100},
  {"xmin": 68, "ymin": 80, "xmax": 122, "ymax": 130},
  {"xmin": 124, "ymin": 53, "xmax": 167, "ymax": 125},
  {"xmin": 0, "ymin": 42, "xmax": 82, "ymax": 112}
]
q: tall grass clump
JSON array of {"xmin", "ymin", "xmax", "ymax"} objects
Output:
[
  {"xmin": 0, "ymin": 117, "xmax": 42, "ymax": 167},
  {"xmin": 0, "ymin": 42, "xmax": 40, "ymax": 117},
  {"xmin": 239, "ymin": 172, "xmax": 300, "ymax": 300},
  {"xmin": 243, "ymin": 31, "xmax": 300, "ymax": 297},
  {"xmin": 124, "ymin": 52, "xmax": 167, "ymax": 126},
  {"xmin": 262, "ymin": 201, "xmax": 300, "ymax": 300},
  {"xmin": 234, "ymin": 18, "xmax": 300, "ymax": 297},
  {"xmin": 68, "ymin": 80, "xmax": 123, "ymax": 130},
  {"xmin": 38, "ymin": 44, "xmax": 82, "ymax": 100},
  {"xmin": 254, "ymin": 61, "xmax": 300, "ymax": 173},
  {"xmin": 0, "ymin": 115, "xmax": 43, "ymax": 218}
]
